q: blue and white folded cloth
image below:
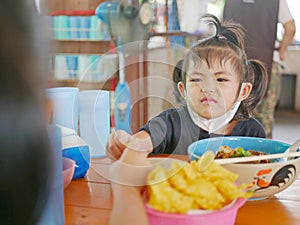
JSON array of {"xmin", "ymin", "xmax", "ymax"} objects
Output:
[{"xmin": 59, "ymin": 125, "xmax": 90, "ymax": 179}]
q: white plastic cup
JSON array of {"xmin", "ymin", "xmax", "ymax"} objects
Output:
[
  {"xmin": 46, "ymin": 87, "xmax": 79, "ymax": 133},
  {"xmin": 78, "ymin": 55, "xmax": 92, "ymax": 81},
  {"xmin": 54, "ymin": 55, "xmax": 69, "ymax": 79},
  {"xmin": 79, "ymin": 90, "xmax": 110, "ymax": 158}
]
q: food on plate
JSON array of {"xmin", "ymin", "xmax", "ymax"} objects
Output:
[
  {"xmin": 146, "ymin": 158, "xmax": 251, "ymax": 214},
  {"xmin": 215, "ymin": 146, "xmax": 270, "ymax": 163}
]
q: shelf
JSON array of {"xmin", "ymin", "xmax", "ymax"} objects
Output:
[
  {"xmin": 44, "ymin": 0, "xmax": 149, "ymax": 133},
  {"xmin": 41, "ymin": 0, "xmax": 104, "ymax": 15},
  {"xmin": 50, "ymin": 39, "xmax": 112, "ymax": 54}
]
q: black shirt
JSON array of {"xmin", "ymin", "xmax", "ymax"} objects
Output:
[{"xmin": 140, "ymin": 105, "xmax": 266, "ymax": 155}]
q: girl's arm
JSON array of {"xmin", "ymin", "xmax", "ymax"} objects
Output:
[
  {"xmin": 108, "ymin": 134, "xmax": 153, "ymax": 225},
  {"xmin": 106, "ymin": 130, "xmax": 152, "ymax": 160},
  {"xmin": 109, "ymin": 185, "xmax": 149, "ymax": 225},
  {"xmin": 279, "ymin": 20, "xmax": 296, "ymax": 61}
]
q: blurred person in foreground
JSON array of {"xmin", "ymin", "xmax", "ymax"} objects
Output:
[
  {"xmin": 223, "ymin": 0, "xmax": 296, "ymax": 138},
  {"xmin": 0, "ymin": 0, "xmax": 53, "ymax": 224}
]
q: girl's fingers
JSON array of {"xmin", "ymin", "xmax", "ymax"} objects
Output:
[
  {"xmin": 106, "ymin": 130, "xmax": 133, "ymax": 160},
  {"xmin": 113, "ymin": 130, "xmax": 133, "ymax": 148}
]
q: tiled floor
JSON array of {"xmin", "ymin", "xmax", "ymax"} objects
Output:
[{"xmin": 273, "ymin": 109, "xmax": 300, "ymax": 144}]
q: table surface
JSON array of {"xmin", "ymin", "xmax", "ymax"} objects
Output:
[{"xmin": 64, "ymin": 155, "xmax": 300, "ymax": 225}]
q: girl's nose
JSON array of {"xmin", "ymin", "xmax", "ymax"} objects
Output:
[
  {"xmin": 201, "ymin": 80, "xmax": 216, "ymax": 93},
  {"xmin": 201, "ymin": 86, "xmax": 214, "ymax": 93}
]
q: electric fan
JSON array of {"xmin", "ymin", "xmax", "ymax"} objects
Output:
[{"xmin": 96, "ymin": 0, "xmax": 153, "ymax": 133}]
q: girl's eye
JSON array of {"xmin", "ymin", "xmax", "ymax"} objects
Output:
[
  {"xmin": 190, "ymin": 78, "xmax": 202, "ymax": 82},
  {"xmin": 216, "ymin": 77, "xmax": 228, "ymax": 82}
]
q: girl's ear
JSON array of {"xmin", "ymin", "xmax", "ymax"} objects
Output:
[
  {"xmin": 237, "ymin": 82, "xmax": 252, "ymax": 102},
  {"xmin": 177, "ymin": 81, "xmax": 186, "ymax": 98}
]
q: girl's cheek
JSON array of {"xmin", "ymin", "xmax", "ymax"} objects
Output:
[{"xmin": 187, "ymin": 82, "xmax": 201, "ymax": 90}]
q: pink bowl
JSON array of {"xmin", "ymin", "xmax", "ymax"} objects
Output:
[
  {"xmin": 145, "ymin": 198, "xmax": 246, "ymax": 225},
  {"xmin": 63, "ymin": 157, "xmax": 75, "ymax": 189}
]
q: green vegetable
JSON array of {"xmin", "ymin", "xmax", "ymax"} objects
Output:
[{"xmin": 230, "ymin": 147, "xmax": 252, "ymax": 158}]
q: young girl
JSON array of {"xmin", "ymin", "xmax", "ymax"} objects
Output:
[{"xmin": 106, "ymin": 15, "xmax": 268, "ymax": 159}]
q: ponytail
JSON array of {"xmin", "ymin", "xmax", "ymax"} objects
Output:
[
  {"xmin": 172, "ymin": 59, "xmax": 185, "ymax": 104},
  {"xmin": 173, "ymin": 59, "xmax": 183, "ymax": 84},
  {"xmin": 243, "ymin": 59, "xmax": 268, "ymax": 114}
]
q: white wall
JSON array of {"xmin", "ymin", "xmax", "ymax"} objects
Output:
[{"xmin": 147, "ymin": 46, "xmax": 185, "ymax": 119}]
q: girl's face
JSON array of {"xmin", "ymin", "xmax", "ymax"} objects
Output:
[{"xmin": 178, "ymin": 59, "xmax": 251, "ymax": 119}]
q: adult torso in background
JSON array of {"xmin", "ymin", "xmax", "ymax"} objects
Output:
[{"xmin": 223, "ymin": 0, "xmax": 279, "ymax": 76}]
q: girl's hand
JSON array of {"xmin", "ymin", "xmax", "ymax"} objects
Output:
[
  {"xmin": 106, "ymin": 130, "xmax": 133, "ymax": 160},
  {"xmin": 109, "ymin": 133, "xmax": 153, "ymax": 187}
]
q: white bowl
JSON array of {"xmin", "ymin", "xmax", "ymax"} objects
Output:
[
  {"xmin": 188, "ymin": 137, "xmax": 300, "ymax": 199},
  {"xmin": 62, "ymin": 157, "xmax": 75, "ymax": 189}
]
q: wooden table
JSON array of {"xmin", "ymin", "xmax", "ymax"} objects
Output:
[{"xmin": 64, "ymin": 155, "xmax": 300, "ymax": 225}]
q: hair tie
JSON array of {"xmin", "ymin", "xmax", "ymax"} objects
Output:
[
  {"xmin": 216, "ymin": 35, "xmax": 227, "ymax": 40},
  {"xmin": 245, "ymin": 59, "xmax": 249, "ymax": 66}
]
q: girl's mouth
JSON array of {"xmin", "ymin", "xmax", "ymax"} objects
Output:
[{"xmin": 200, "ymin": 97, "xmax": 217, "ymax": 103}]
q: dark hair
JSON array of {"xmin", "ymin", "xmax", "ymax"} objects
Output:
[
  {"xmin": 181, "ymin": 14, "xmax": 268, "ymax": 117},
  {"xmin": 0, "ymin": 1, "xmax": 53, "ymax": 225},
  {"xmin": 243, "ymin": 59, "xmax": 268, "ymax": 114},
  {"xmin": 172, "ymin": 59, "xmax": 185, "ymax": 104}
]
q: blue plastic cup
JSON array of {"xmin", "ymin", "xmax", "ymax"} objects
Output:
[
  {"xmin": 90, "ymin": 15, "xmax": 103, "ymax": 40},
  {"xmin": 46, "ymin": 87, "xmax": 79, "ymax": 133},
  {"xmin": 79, "ymin": 16, "xmax": 91, "ymax": 39},
  {"xmin": 79, "ymin": 90, "xmax": 110, "ymax": 158},
  {"xmin": 53, "ymin": 16, "xmax": 70, "ymax": 39},
  {"xmin": 65, "ymin": 55, "xmax": 78, "ymax": 78},
  {"xmin": 90, "ymin": 55, "xmax": 100, "ymax": 80},
  {"xmin": 69, "ymin": 16, "xmax": 81, "ymax": 40}
]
